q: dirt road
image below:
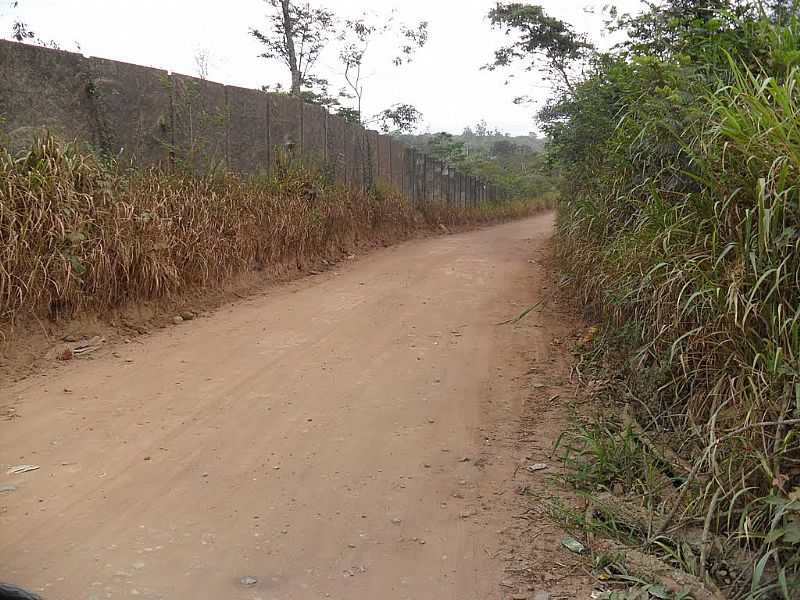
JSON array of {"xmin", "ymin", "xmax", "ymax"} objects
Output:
[{"xmin": 0, "ymin": 213, "xmax": 569, "ymax": 600}]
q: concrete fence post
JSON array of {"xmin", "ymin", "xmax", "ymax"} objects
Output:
[
  {"xmin": 265, "ymin": 91, "xmax": 272, "ymax": 174},
  {"xmin": 298, "ymin": 96, "xmax": 303, "ymax": 156},
  {"xmin": 422, "ymin": 154, "xmax": 428, "ymax": 204},
  {"xmin": 388, "ymin": 140, "xmax": 393, "ymax": 192},
  {"xmin": 323, "ymin": 111, "xmax": 328, "ymax": 164},
  {"xmin": 436, "ymin": 161, "xmax": 440, "ymax": 204}
]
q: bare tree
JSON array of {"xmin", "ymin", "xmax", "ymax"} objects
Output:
[
  {"xmin": 337, "ymin": 12, "xmax": 428, "ymax": 125},
  {"xmin": 193, "ymin": 47, "xmax": 212, "ymax": 80},
  {"xmin": 250, "ymin": 0, "xmax": 334, "ymax": 96},
  {"xmin": 3, "ymin": 0, "xmax": 61, "ymax": 48}
]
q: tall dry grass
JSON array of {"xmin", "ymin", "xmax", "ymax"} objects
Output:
[{"xmin": 0, "ymin": 135, "xmax": 542, "ymax": 329}]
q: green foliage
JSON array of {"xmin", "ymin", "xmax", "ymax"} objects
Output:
[
  {"xmin": 487, "ymin": 2, "xmax": 593, "ymax": 91},
  {"xmin": 335, "ymin": 106, "xmax": 361, "ymax": 124},
  {"xmin": 375, "ymin": 103, "xmax": 422, "ymax": 134},
  {"xmin": 493, "ymin": 0, "xmax": 800, "ymax": 596},
  {"xmin": 398, "ymin": 127, "xmax": 556, "ymax": 200},
  {"xmin": 250, "ymin": 0, "xmax": 335, "ymax": 95}
]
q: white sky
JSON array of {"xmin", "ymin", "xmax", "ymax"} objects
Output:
[{"xmin": 1, "ymin": 0, "xmax": 644, "ymax": 135}]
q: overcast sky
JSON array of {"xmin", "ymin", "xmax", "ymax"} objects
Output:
[{"xmin": 1, "ymin": 0, "xmax": 644, "ymax": 135}]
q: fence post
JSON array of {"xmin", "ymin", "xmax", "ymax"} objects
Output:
[
  {"xmin": 264, "ymin": 91, "xmax": 272, "ymax": 175},
  {"xmin": 298, "ymin": 95, "xmax": 304, "ymax": 156},
  {"xmin": 444, "ymin": 165, "xmax": 451, "ymax": 207},
  {"xmin": 323, "ymin": 111, "xmax": 328, "ymax": 164},
  {"xmin": 432, "ymin": 159, "xmax": 438, "ymax": 204},
  {"xmin": 388, "ymin": 140, "xmax": 393, "ymax": 192},
  {"xmin": 423, "ymin": 154, "xmax": 428, "ymax": 203},
  {"xmin": 437, "ymin": 161, "xmax": 443, "ymax": 204},
  {"xmin": 410, "ymin": 150, "xmax": 415, "ymax": 202}
]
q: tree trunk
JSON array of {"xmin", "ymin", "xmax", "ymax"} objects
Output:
[{"xmin": 280, "ymin": 0, "xmax": 301, "ymax": 95}]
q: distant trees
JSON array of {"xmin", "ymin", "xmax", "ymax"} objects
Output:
[
  {"xmin": 462, "ymin": 120, "xmax": 506, "ymax": 139},
  {"xmin": 398, "ymin": 128, "xmax": 554, "ymax": 200}
]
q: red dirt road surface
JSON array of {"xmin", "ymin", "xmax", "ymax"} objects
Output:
[{"xmin": 0, "ymin": 213, "xmax": 570, "ymax": 600}]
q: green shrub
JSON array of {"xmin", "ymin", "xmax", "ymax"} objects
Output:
[{"xmin": 550, "ymin": 4, "xmax": 800, "ymax": 597}]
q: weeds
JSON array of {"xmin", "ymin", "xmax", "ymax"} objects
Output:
[
  {"xmin": 0, "ymin": 135, "xmax": 545, "ymax": 332},
  {"xmin": 544, "ymin": 5, "xmax": 800, "ymax": 599}
]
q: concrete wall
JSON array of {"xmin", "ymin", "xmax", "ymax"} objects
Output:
[
  {"xmin": 227, "ymin": 84, "xmax": 269, "ymax": 174},
  {"xmin": 0, "ymin": 40, "xmax": 495, "ymax": 207}
]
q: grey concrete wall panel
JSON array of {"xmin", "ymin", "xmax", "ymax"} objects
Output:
[
  {"xmin": 343, "ymin": 123, "xmax": 365, "ymax": 190},
  {"xmin": 342, "ymin": 122, "xmax": 356, "ymax": 187},
  {"xmin": 301, "ymin": 102, "xmax": 326, "ymax": 164},
  {"xmin": 404, "ymin": 148, "xmax": 416, "ymax": 204},
  {"xmin": 225, "ymin": 85, "xmax": 268, "ymax": 174},
  {"xmin": 447, "ymin": 171, "xmax": 455, "ymax": 207},
  {"xmin": 325, "ymin": 114, "xmax": 346, "ymax": 184},
  {"xmin": 390, "ymin": 140, "xmax": 405, "ymax": 193},
  {"xmin": 414, "ymin": 153, "xmax": 425, "ymax": 204},
  {"xmin": 170, "ymin": 73, "xmax": 228, "ymax": 170},
  {"xmin": 376, "ymin": 134, "xmax": 391, "ymax": 184},
  {"xmin": 269, "ymin": 93, "xmax": 300, "ymax": 153},
  {"xmin": 440, "ymin": 166, "xmax": 447, "ymax": 205},
  {"xmin": 432, "ymin": 159, "xmax": 440, "ymax": 204},
  {"xmin": 364, "ymin": 130, "xmax": 379, "ymax": 190},
  {"xmin": 86, "ymin": 57, "xmax": 172, "ymax": 164},
  {"xmin": 355, "ymin": 126, "xmax": 367, "ymax": 190},
  {"xmin": 0, "ymin": 40, "xmax": 95, "ymax": 152},
  {"xmin": 425, "ymin": 158, "xmax": 435, "ymax": 204}
]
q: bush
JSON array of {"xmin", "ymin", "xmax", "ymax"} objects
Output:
[
  {"xmin": 550, "ymin": 4, "xmax": 800, "ymax": 597},
  {"xmin": 0, "ymin": 136, "xmax": 545, "ymax": 328}
]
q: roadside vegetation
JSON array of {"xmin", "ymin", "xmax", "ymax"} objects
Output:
[
  {"xmin": 0, "ymin": 135, "xmax": 545, "ymax": 331},
  {"xmin": 490, "ymin": 1, "xmax": 800, "ymax": 598},
  {"xmin": 398, "ymin": 125, "xmax": 556, "ymax": 202}
]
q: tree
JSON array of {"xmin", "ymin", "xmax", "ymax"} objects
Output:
[
  {"xmin": 337, "ymin": 12, "xmax": 428, "ymax": 124},
  {"xmin": 605, "ymin": 0, "xmax": 800, "ymax": 65},
  {"xmin": 486, "ymin": 3, "xmax": 593, "ymax": 93},
  {"xmin": 336, "ymin": 107, "xmax": 361, "ymax": 124},
  {"xmin": 375, "ymin": 103, "xmax": 422, "ymax": 133},
  {"xmin": 490, "ymin": 139, "xmax": 518, "ymax": 157},
  {"xmin": 250, "ymin": 0, "xmax": 335, "ymax": 96},
  {"xmin": 3, "ymin": 0, "xmax": 33, "ymax": 42},
  {"xmin": 427, "ymin": 133, "xmax": 467, "ymax": 163}
]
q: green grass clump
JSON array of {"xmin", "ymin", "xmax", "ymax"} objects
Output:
[{"xmin": 547, "ymin": 5, "xmax": 800, "ymax": 598}]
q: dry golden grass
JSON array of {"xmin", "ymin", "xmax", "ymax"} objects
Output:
[{"xmin": 0, "ymin": 136, "xmax": 544, "ymax": 330}]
